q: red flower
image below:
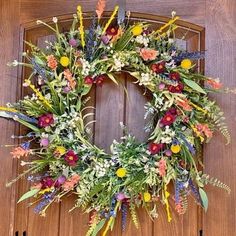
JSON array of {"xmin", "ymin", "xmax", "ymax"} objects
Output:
[
  {"xmin": 148, "ymin": 143, "xmax": 165, "ymax": 155},
  {"xmin": 38, "ymin": 114, "xmax": 54, "ymax": 128},
  {"xmin": 84, "ymin": 76, "xmax": 94, "ymax": 85},
  {"xmin": 160, "ymin": 112, "xmax": 176, "ymax": 126},
  {"xmin": 95, "ymin": 75, "xmax": 106, "ymax": 86},
  {"xmin": 169, "ymin": 72, "xmax": 180, "ymax": 81},
  {"xmin": 64, "ymin": 150, "xmax": 79, "ymax": 166},
  {"xmin": 106, "ymin": 26, "xmax": 119, "ymax": 36},
  {"xmin": 151, "ymin": 62, "xmax": 165, "ymax": 73},
  {"xmin": 41, "ymin": 177, "xmax": 54, "ymax": 189},
  {"xmin": 168, "ymin": 82, "xmax": 184, "ymax": 93},
  {"xmin": 168, "ymin": 107, "xmax": 177, "ymax": 115}
]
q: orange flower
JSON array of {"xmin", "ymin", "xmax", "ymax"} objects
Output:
[
  {"xmin": 47, "ymin": 55, "xmax": 57, "ymax": 70},
  {"xmin": 206, "ymin": 78, "xmax": 222, "ymax": 90},
  {"xmin": 62, "ymin": 174, "xmax": 80, "ymax": 191},
  {"xmin": 64, "ymin": 69, "xmax": 77, "ymax": 90},
  {"xmin": 176, "ymin": 99, "xmax": 192, "ymax": 111},
  {"xmin": 10, "ymin": 147, "xmax": 32, "ymax": 159},
  {"xmin": 140, "ymin": 48, "xmax": 158, "ymax": 61},
  {"xmin": 196, "ymin": 123, "xmax": 213, "ymax": 138}
]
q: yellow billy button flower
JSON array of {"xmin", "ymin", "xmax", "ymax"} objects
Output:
[
  {"xmin": 116, "ymin": 168, "xmax": 127, "ymax": 178},
  {"xmin": 181, "ymin": 59, "xmax": 192, "ymax": 70},
  {"xmin": 54, "ymin": 146, "xmax": 66, "ymax": 157},
  {"xmin": 60, "ymin": 56, "xmax": 70, "ymax": 67},
  {"xmin": 143, "ymin": 192, "xmax": 151, "ymax": 202},
  {"xmin": 171, "ymin": 144, "xmax": 181, "ymax": 154},
  {"xmin": 131, "ymin": 25, "xmax": 143, "ymax": 36}
]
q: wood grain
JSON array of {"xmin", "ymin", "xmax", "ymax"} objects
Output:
[
  {"xmin": 0, "ymin": 1, "xmax": 235, "ymax": 236},
  {"xmin": 0, "ymin": 0, "xmax": 20, "ymax": 235},
  {"xmin": 203, "ymin": 1, "xmax": 236, "ymax": 236}
]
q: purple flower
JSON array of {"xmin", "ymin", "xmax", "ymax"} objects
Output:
[
  {"xmin": 158, "ymin": 83, "xmax": 165, "ymax": 90},
  {"xmin": 165, "ymin": 149, "xmax": 172, "ymax": 157},
  {"xmin": 55, "ymin": 175, "xmax": 66, "ymax": 187},
  {"xmin": 116, "ymin": 192, "xmax": 126, "ymax": 201},
  {"xmin": 101, "ymin": 35, "xmax": 110, "ymax": 45},
  {"xmin": 40, "ymin": 138, "xmax": 49, "ymax": 147},
  {"xmin": 63, "ymin": 86, "xmax": 71, "ymax": 93},
  {"xmin": 69, "ymin": 38, "xmax": 77, "ymax": 47}
]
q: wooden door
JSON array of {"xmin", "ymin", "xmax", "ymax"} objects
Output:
[{"xmin": 0, "ymin": 1, "xmax": 235, "ymax": 236}]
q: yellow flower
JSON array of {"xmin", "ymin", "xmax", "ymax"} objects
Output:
[
  {"xmin": 143, "ymin": 192, "xmax": 151, "ymax": 202},
  {"xmin": 54, "ymin": 146, "xmax": 66, "ymax": 156},
  {"xmin": 171, "ymin": 144, "xmax": 181, "ymax": 154},
  {"xmin": 181, "ymin": 59, "xmax": 192, "ymax": 70},
  {"xmin": 131, "ymin": 25, "xmax": 143, "ymax": 36},
  {"xmin": 60, "ymin": 56, "xmax": 70, "ymax": 67},
  {"xmin": 116, "ymin": 168, "xmax": 127, "ymax": 178}
]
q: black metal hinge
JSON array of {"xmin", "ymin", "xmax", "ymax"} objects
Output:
[{"xmin": 199, "ymin": 229, "xmax": 203, "ymax": 236}]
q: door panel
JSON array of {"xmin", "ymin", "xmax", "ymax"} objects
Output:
[
  {"xmin": 13, "ymin": 14, "xmax": 204, "ymax": 236},
  {"xmin": 0, "ymin": 1, "xmax": 235, "ymax": 236}
]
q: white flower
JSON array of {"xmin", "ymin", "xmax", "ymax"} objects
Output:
[
  {"xmin": 171, "ymin": 11, "xmax": 176, "ymax": 18},
  {"xmin": 52, "ymin": 17, "xmax": 58, "ymax": 23},
  {"xmin": 135, "ymin": 35, "xmax": 149, "ymax": 47}
]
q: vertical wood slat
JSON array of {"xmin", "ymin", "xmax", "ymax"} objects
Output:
[
  {"xmin": 204, "ymin": 1, "xmax": 236, "ymax": 236},
  {"xmin": 0, "ymin": 0, "xmax": 20, "ymax": 235}
]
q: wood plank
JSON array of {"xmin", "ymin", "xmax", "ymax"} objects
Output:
[
  {"xmin": 203, "ymin": 0, "xmax": 236, "ymax": 235},
  {"xmin": 0, "ymin": 0, "xmax": 20, "ymax": 235},
  {"xmin": 94, "ymin": 74, "xmax": 125, "ymax": 236}
]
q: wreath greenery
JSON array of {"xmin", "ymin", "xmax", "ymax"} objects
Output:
[{"xmin": 0, "ymin": 2, "xmax": 231, "ymax": 235}]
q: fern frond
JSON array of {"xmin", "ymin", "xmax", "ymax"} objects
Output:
[
  {"xmin": 179, "ymin": 189, "xmax": 188, "ymax": 214},
  {"xmin": 199, "ymin": 174, "xmax": 230, "ymax": 194},
  {"xmin": 130, "ymin": 203, "xmax": 139, "ymax": 229},
  {"xmin": 207, "ymin": 104, "xmax": 230, "ymax": 144}
]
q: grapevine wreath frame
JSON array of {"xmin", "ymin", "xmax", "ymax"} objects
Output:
[{"xmin": 0, "ymin": 3, "xmax": 231, "ymax": 236}]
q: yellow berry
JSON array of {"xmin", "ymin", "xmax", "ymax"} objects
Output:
[
  {"xmin": 171, "ymin": 144, "xmax": 181, "ymax": 154},
  {"xmin": 131, "ymin": 25, "xmax": 143, "ymax": 36},
  {"xmin": 116, "ymin": 168, "xmax": 127, "ymax": 178},
  {"xmin": 143, "ymin": 192, "xmax": 151, "ymax": 202},
  {"xmin": 181, "ymin": 59, "xmax": 192, "ymax": 70},
  {"xmin": 60, "ymin": 56, "xmax": 70, "ymax": 67}
]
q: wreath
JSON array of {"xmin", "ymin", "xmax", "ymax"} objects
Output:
[{"xmin": 1, "ymin": 2, "xmax": 231, "ymax": 235}]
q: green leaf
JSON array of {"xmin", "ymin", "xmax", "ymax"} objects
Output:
[
  {"xmin": 199, "ymin": 188, "xmax": 208, "ymax": 212},
  {"xmin": 107, "ymin": 73, "xmax": 118, "ymax": 85},
  {"xmin": 91, "ymin": 219, "xmax": 106, "ymax": 236},
  {"xmin": 34, "ymin": 56, "xmax": 45, "ymax": 66},
  {"xmin": 81, "ymin": 85, "xmax": 92, "ymax": 96},
  {"xmin": 183, "ymin": 79, "xmax": 206, "ymax": 94},
  {"xmin": 17, "ymin": 188, "xmax": 40, "ymax": 203}
]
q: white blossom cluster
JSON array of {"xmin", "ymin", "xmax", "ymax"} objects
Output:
[
  {"xmin": 81, "ymin": 58, "xmax": 91, "ymax": 76},
  {"xmin": 135, "ymin": 35, "xmax": 149, "ymax": 47},
  {"xmin": 94, "ymin": 159, "xmax": 116, "ymax": 177},
  {"xmin": 160, "ymin": 126, "xmax": 175, "ymax": 144},
  {"xmin": 139, "ymin": 73, "xmax": 152, "ymax": 86}
]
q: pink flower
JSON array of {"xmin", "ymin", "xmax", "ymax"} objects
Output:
[
  {"xmin": 64, "ymin": 150, "xmax": 79, "ymax": 166},
  {"xmin": 95, "ymin": 75, "xmax": 106, "ymax": 86},
  {"xmin": 47, "ymin": 55, "xmax": 57, "ymax": 70},
  {"xmin": 196, "ymin": 124, "xmax": 213, "ymax": 138},
  {"xmin": 10, "ymin": 147, "xmax": 32, "ymax": 159},
  {"xmin": 140, "ymin": 48, "xmax": 158, "ymax": 61},
  {"xmin": 69, "ymin": 38, "xmax": 77, "ymax": 47},
  {"xmin": 206, "ymin": 79, "xmax": 222, "ymax": 90},
  {"xmin": 38, "ymin": 114, "xmax": 54, "ymax": 128},
  {"xmin": 40, "ymin": 138, "xmax": 49, "ymax": 147},
  {"xmin": 148, "ymin": 143, "xmax": 165, "ymax": 155},
  {"xmin": 156, "ymin": 159, "xmax": 166, "ymax": 177},
  {"xmin": 62, "ymin": 174, "xmax": 80, "ymax": 191},
  {"xmin": 64, "ymin": 69, "xmax": 76, "ymax": 90},
  {"xmin": 176, "ymin": 99, "xmax": 192, "ymax": 111}
]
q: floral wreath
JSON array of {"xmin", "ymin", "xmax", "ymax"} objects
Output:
[{"xmin": 1, "ymin": 1, "xmax": 231, "ymax": 235}]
